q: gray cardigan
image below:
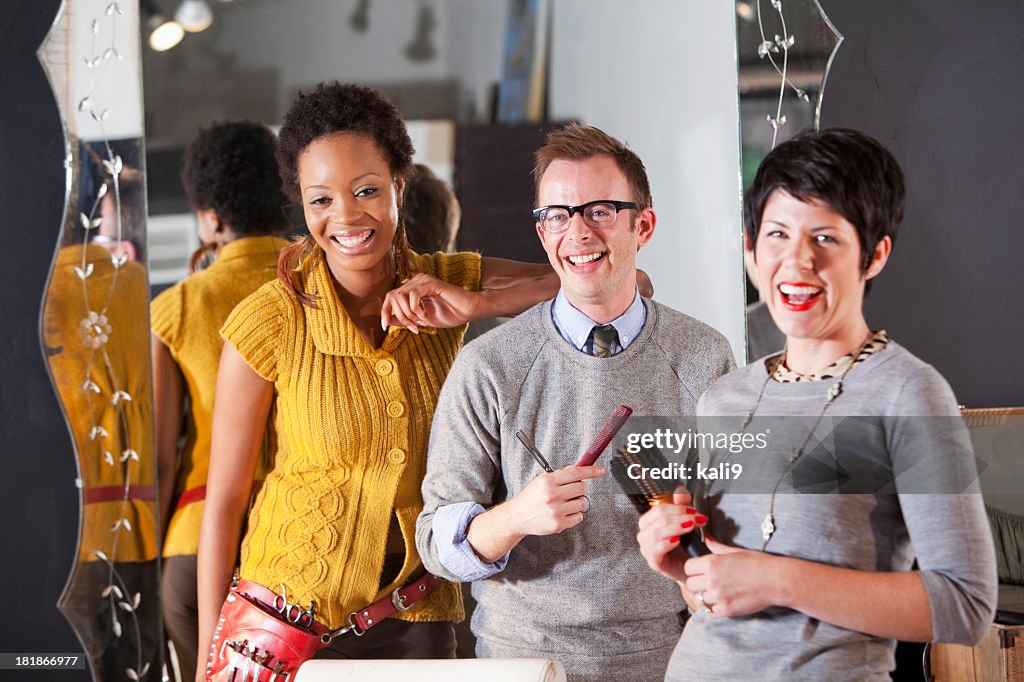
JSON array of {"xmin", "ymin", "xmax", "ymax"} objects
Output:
[
  {"xmin": 666, "ymin": 342, "xmax": 998, "ymax": 681},
  {"xmin": 417, "ymin": 298, "xmax": 735, "ymax": 682}
]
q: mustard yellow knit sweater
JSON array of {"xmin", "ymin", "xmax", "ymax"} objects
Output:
[
  {"xmin": 44, "ymin": 245, "xmax": 157, "ymax": 563},
  {"xmin": 151, "ymin": 235, "xmax": 287, "ymax": 557},
  {"xmin": 220, "ymin": 248, "xmax": 480, "ymax": 628}
]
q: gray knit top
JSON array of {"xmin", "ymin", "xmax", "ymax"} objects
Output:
[
  {"xmin": 666, "ymin": 342, "xmax": 998, "ymax": 681},
  {"xmin": 417, "ymin": 298, "xmax": 735, "ymax": 681}
]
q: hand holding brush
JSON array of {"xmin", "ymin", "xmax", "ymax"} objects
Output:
[{"xmin": 611, "ymin": 444, "xmax": 710, "ymax": 558}]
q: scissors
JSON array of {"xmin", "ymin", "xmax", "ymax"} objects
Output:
[
  {"xmin": 274, "ymin": 583, "xmax": 317, "ymax": 628},
  {"xmin": 515, "ymin": 430, "xmax": 591, "ymax": 513}
]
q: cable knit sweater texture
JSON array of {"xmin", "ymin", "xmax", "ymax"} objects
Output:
[
  {"xmin": 151, "ymin": 235, "xmax": 287, "ymax": 557},
  {"xmin": 220, "ymin": 248, "xmax": 480, "ymax": 629}
]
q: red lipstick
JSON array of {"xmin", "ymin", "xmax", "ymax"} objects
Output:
[{"xmin": 777, "ymin": 281, "xmax": 823, "ymax": 311}]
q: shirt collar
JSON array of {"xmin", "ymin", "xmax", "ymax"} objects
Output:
[
  {"xmin": 56, "ymin": 243, "xmax": 111, "ymax": 268},
  {"xmin": 550, "ymin": 288, "xmax": 646, "ymax": 352}
]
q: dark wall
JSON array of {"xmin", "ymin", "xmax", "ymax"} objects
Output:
[
  {"xmin": 0, "ymin": 0, "xmax": 91, "ymax": 673},
  {"xmin": 821, "ymin": 0, "xmax": 1024, "ymax": 408},
  {"xmin": 454, "ymin": 122, "xmax": 564, "ymax": 264}
]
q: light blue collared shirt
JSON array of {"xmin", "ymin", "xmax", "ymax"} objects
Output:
[
  {"xmin": 430, "ymin": 289, "xmax": 648, "ymax": 581},
  {"xmin": 550, "ymin": 288, "xmax": 646, "ymax": 355}
]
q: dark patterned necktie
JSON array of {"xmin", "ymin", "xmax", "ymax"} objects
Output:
[{"xmin": 590, "ymin": 324, "xmax": 618, "ymax": 358}]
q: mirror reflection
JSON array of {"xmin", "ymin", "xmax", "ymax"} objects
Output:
[
  {"xmin": 39, "ymin": 1, "xmax": 163, "ymax": 679},
  {"xmin": 142, "ymin": 0, "xmax": 745, "ymax": 356},
  {"xmin": 142, "ymin": 2, "xmax": 742, "ymax": 678},
  {"xmin": 39, "ymin": 1, "xmax": 744, "ymax": 678},
  {"xmin": 736, "ymin": 0, "xmax": 842, "ymax": 362}
]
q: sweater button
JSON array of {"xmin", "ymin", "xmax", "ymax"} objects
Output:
[
  {"xmin": 386, "ymin": 401, "xmax": 406, "ymax": 418},
  {"xmin": 375, "ymin": 359, "xmax": 394, "ymax": 376},
  {"xmin": 387, "ymin": 448, "xmax": 406, "ymax": 464}
]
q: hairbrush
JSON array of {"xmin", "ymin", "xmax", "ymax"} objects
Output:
[
  {"xmin": 610, "ymin": 444, "xmax": 709, "ymax": 557},
  {"xmin": 576, "ymin": 404, "xmax": 633, "ymax": 466}
]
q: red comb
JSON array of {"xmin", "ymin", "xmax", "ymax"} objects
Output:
[{"xmin": 576, "ymin": 404, "xmax": 633, "ymax": 466}]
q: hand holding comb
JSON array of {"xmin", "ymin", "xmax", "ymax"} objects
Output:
[{"xmin": 576, "ymin": 404, "xmax": 633, "ymax": 466}]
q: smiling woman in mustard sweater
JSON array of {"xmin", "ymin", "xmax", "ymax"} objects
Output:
[{"xmin": 195, "ymin": 83, "xmax": 560, "ymax": 680}]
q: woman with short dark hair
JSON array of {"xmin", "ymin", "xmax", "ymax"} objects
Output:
[{"xmin": 638, "ymin": 128, "xmax": 997, "ymax": 680}]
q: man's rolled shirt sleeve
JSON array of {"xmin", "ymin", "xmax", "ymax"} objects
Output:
[
  {"xmin": 416, "ymin": 341, "xmax": 506, "ymax": 582},
  {"xmin": 431, "ymin": 502, "xmax": 509, "ymax": 581}
]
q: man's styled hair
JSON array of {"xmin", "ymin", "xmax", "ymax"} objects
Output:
[
  {"xmin": 744, "ymin": 127, "xmax": 906, "ymax": 276},
  {"xmin": 533, "ymin": 123, "xmax": 652, "ymax": 210},
  {"xmin": 402, "ymin": 164, "xmax": 460, "ymax": 254}
]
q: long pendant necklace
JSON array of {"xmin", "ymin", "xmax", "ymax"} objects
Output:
[{"xmin": 740, "ymin": 334, "xmax": 874, "ymax": 550}]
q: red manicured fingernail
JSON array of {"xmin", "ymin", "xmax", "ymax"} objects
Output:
[
  {"xmin": 695, "ymin": 514, "xmax": 708, "ymax": 524},
  {"xmin": 685, "ymin": 506, "xmax": 697, "ymax": 514},
  {"xmin": 705, "ymin": 533, "xmax": 715, "ymax": 542},
  {"xmin": 681, "ymin": 520, "xmax": 694, "ymax": 529},
  {"xmin": 670, "ymin": 536, "xmax": 680, "ymax": 543}
]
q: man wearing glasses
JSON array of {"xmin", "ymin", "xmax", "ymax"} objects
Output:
[{"xmin": 416, "ymin": 124, "xmax": 734, "ymax": 680}]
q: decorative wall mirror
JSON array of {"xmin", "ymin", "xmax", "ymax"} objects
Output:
[
  {"xmin": 38, "ymin": 1, "xmax": 162, "ymax": 680},
  {"xmin": 736, "ymin": 0, "xmax": 842, "ymax": 362}
]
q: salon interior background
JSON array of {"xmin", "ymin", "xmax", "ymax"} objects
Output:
[
  {"xmin": 1, "ymin": 0, "xmax": 1022, "ymax": 673},
  {"xmin": 142, "ymin": 0, "xmax": 746, "ymax": 363}
]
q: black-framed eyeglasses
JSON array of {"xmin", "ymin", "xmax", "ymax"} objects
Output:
[{"xmin": 532, "ymin": 200, "xmax": 638, "ymax": 233}]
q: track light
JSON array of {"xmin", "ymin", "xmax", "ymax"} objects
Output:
[
  {"xmin": 175, "ymin": 0, "xmax": 214, "ymax": 33},
  {"xmin": 404, "ymin": 1, "xmax": 436, "ymax": 63},
  {"xmin": 736, "ymin": 1, "xmax": 756, "ymax": 23},
  {"xmin": 148, "ymin": 13, "xmax": 184, "ymax": 51},
  {"xmin": 142, "ymin": 1, "xmax": 185, "ymax": 51},
  {"xmin": 350, "ymin": 0, "xmax": 370, "ymax": 33}
]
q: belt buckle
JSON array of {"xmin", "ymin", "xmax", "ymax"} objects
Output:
[
  {"xmin": 346, "ymin": 611, "xmax": 367, "ymax": 637},
  {"xmin": 390, "ymin": 586, "xmax": 411, "ymax": 612}
]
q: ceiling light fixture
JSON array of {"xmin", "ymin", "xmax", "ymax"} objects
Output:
[
  {"xmin": 175, "ymin": 0, "xmax": 214, "ymax": 33},
  {"xmin": 404, "ymin": 1, "xmax": 436, "ymax": 63},
  {"xmin": 148, "ymin": 13, "xmax": 184, "ymax": 51},
  {"xmin": 350, "ymin": 0, "xmax": 370, "ymax": 33},
  {"xmin": 142, "ymin": 0, "xmax": 185, "ymax": 51},
  {"xmin": 736, "ymin": 1, "xmax": 756, "ymax": 23}
]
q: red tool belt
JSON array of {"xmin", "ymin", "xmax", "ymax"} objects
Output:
[{"xmin": 206, "ymin": 572, "xmax": 439, "ymax": 681}]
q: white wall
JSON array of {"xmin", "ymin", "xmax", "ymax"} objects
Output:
[
  {"xmin": 549, "ymin": 1, "xmax": 745, "ymax": 362},
  {"xmin": 445, "ymin": 0, "xmax": 506, "ymax": 119}
]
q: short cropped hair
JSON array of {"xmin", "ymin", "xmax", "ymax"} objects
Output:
[
  {"xmin": 180, "ymin": 121, "xmax": 287, "ymax": 234},
  {"xmin": 276, "ymin": 82, "xmax": 414, "ymax": 203},
  {"xmin": 744, "ymin": 127, "xmax": 905, "ymax": 274},
  {"xmin": 402, "ymin": 164, "xmax": 460, "ymax": 253},
  {"xmin": 533, "ymin": 123, "xmax": 652, "ymax": 210},
  {"xmin": 275, "ymin": 82, "xmax": 417, "ymax": 302}
]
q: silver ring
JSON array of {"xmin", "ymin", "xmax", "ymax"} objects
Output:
[{"xmin": 697, "ymin": 591, "xmax": 712, "ymax": 614}]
